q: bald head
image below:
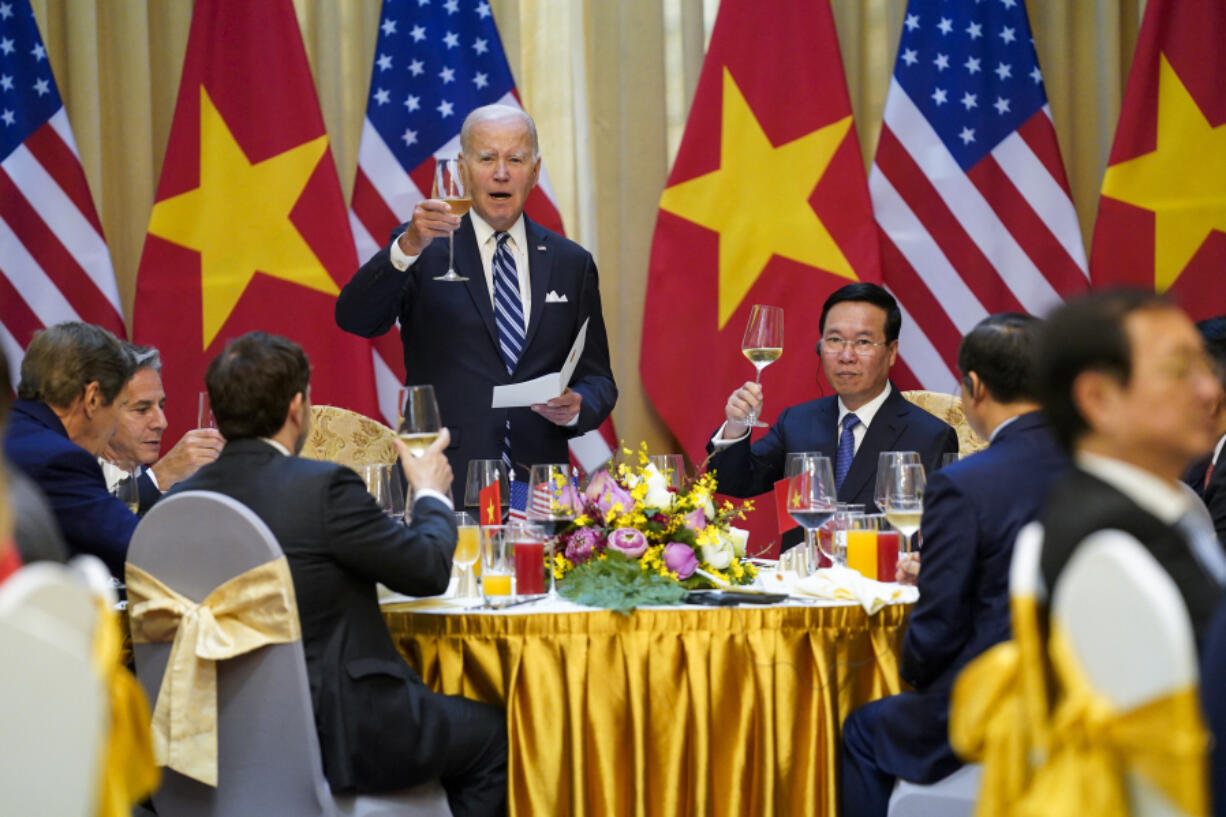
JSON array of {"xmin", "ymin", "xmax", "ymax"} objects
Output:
[{"xmin": 460, "ymin": 104, "xmax": 539, "ymax": 158}]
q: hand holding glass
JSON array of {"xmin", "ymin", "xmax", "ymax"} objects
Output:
[
  {"xmin": 432, "ymin": 158, "xmax": 470, "ymax": 282},
  {"xmin": 740, "ymin": 304, "xmax": 783, "ymax": 428}
]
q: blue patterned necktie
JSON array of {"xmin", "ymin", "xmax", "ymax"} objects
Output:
[
  {"xmin": 492, "ymin": 232, "xmax": 524, "ymax": 474},
  {"xmin": 834, "ymin": 413, "xmax": 860, "ymax": 489}
]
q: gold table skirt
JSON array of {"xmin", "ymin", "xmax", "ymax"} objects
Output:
[{"xmin": 383, "ymin": 602, "xmax": 911, "ymax": 817}]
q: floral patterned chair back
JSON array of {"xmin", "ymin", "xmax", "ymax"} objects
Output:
[
  {"xmin": 300, "ymin": 405, "xmax": 397, "ymax": 469},
  {"xmin": 900, "ymin": 390, "xmax": 988, "ymax": 456}
]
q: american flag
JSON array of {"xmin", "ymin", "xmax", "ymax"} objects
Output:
[
  {"xmin": 0, "ymin": 0, "xmax": 124, "ymax": 389},
  {"xmin": 348, "ymin": 0, "xmax": 614, "ymax": 475},
  {"xmin": 871, "ymin": 0, "xmax": 1086, "ymax": 391},
  {"xmin": 507, "ymin": 479, "xmax": 528, "ymax": 525}
]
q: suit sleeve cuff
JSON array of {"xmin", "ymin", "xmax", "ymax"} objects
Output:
[
  {"xmin": 710, "ymin": 421, "xmax": 748, "ymax": 449},
  {"xmin": 413, "ymin": 488, "xmax": 454, "ymax": 511}
]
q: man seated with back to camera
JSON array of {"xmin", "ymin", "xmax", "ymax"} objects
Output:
[
  {"xmin": 840, "ymin": 313, "xmax": 1067, "ymax": 817},
  {"xmin": 97, "ymin": 343, "xmax": 224, "ymax": 515},
  {"xmin": 169, "ymin": 331, "xmax": 506, "ymax": 817},
  {"xmin": 707, "ymin": 282, "xmax": 957, "ymax": 549}
]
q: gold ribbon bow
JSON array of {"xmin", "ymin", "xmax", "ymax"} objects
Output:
[
  {"xmin": 1015, "ymin": 624, "xmax": 1209, "ymax": 817},
  {"xmin": 90, "ymin": 599, "xmax": 160, "ymax": 817},
  {"xmin": 126, "ymin": 557, "xmax": 302, "ymax": 787}
]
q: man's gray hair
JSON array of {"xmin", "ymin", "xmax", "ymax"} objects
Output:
[
  {"xmin": 17, "ymin": 322, "xmax": 136, "ymax": 409},
  {"xmin": 125, "ymin": 342, "xmax": 162, "ymax": 374},
  {"xmin": 459, "ymin": 104, "xmax": 539, "ymax": 158}
]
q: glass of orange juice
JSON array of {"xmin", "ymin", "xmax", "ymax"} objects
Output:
[
  {"xmin": 845, "ymin": 514, "xmax": 880, "ymax": 580},
  {"xmin": 480, "ymin": 525, "xmax": 516, "ymax": 602}
]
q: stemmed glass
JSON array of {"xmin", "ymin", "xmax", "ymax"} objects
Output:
[
  {"xmin": 453, "ymin": 511, "xmax": 481, "ymax": 601},
  {"xmin": 740, "ymin": 304, "xmax": 783, "ymax": 428},
  {"xmin": 648, "ymin": 454, "xmax": 687, "ymax": 490},
  {"xmin": 526, "ymin": 464, "xmax": 579, "ymax": 598},
  {"xmin": 112, "ymin": 466, "xmax": 140, "ymax": 515},
  {"xmin": 785, "ymin": 452, "xmax": 821, "ymax": 565},
  {"xmin": 786, "ymin": 455, "xmax": 838, "ymax": 557},
  {"xmin": 398, "ymin": 385, "xmax": 442, "ymax": 457},
  {"xmin": 197, "ymin": 392, "xmax": 215, "ymax": 429},
  {"xmin": 882, "ymin": 463, "xmax": 926, "ymax": 552},
  {"xmin": 465, "ymin": 459, "xmax": 510, "ymax": 525},
  {"xmin": 432, "ymin": 157, "xmax": 471, "ymax": 282},
  {"xmin": 874, "ymin": 451, "xmax": 920, "ymax": 513}
]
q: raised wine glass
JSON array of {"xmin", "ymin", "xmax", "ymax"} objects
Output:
[
  {"xmin": 398, "ymin": 385, "xmax": 442, "ymax": 457},
  {"xmin": 882, "ymin": 462, "xmax": 926, "ymax": 552},
  {"xmin": 786, "ymin": 454, "xmax": 838, "ymax": 555},
  {"xmin": 526, "ymin": 464, "xmax": 579, "ymax": 598},
  {"xmin": 432, "ymin": 157, "xmax": 471, "ymax": 282},
  {"xmin": 740, "ymin": 304, "xmax": 783, "ymax": 428},
  {"xmin": 874, "ymin": 451, "xmax": 921, "ymax": 513}
]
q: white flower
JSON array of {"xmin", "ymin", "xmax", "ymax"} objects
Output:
[
  {"xmin": 692, "ymin": 486, "xmax": 716, "ymax": 521},
  {"xmin": 724, "ymin": 526, "xmax": 749, "ymax": 558},
  {"xmin": 700, "ymin": 539, "xmax": 734, "ymax": 570},
  {"xmin": 640, "ymin": 463, "xmax": 674, "ymax": 511}
]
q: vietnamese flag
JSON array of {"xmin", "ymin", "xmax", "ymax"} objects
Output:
[
  {"xmin": 133, "ymin": 0, "xmax": 378, "ymax": 435},
  {"xmin": 1090, "ymin": 0, "xmax": 1226, "ymax": 318},
  {"xmin": 640, "ymin": 0, "xmax": 880, "ymax": 467}
]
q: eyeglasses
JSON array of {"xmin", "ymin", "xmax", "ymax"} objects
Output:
[{"xmin": 818, "ymin": 336, "xmax": 888, "ymax": 356}]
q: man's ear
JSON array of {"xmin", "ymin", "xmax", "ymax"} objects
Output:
[
  {"xmin": 287, "ymin": 391, "xmax": 305, "ymax": 426},
  {"xmin": 965, "ymin": 372, "xmax": 987, "ymax": 406},
  {"xmin": 81, "ymin": 381, "xmax": 103, "ymax": 418},
  {"xmin": 1071, "ymin": 370, "xmax": 1119, "ymax": 435}
]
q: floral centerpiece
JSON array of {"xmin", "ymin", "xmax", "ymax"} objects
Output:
[{"xmin": 552, "ymin": 445, "xmax": 757, "ymax": 612}]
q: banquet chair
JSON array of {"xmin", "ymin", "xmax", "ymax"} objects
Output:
[
  {"xmin": 0, "ymin": 561, "xmax": 107, "ymax": 817},
  {"xmin": 129, "ymin": 490, "xmax": 452, "ymax": 817},
  {"xmin": 1048, "ymin": 531, "xmax": 1204, "ymax": 817},
  {"xmin": 900, "ymin": 390, "xmax": 988, "ymax": 455},
  {"xmin": 301, "ymin": 405, "xmax": 398, "ymax": 469}
]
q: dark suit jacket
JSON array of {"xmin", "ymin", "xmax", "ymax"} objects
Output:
[
  {"xmin": 336, "ymin": 215, "xmax": 617, "ymax": 490},
  {"xmin": 1185, "ymin": 444, "xmax": 1226, "ymax": 546},
  {"xmin": 1203, "ymin": 600, "xmax": 1226, "ymax": 817},
  {"xmin": 169, "ymin": 438, "xmax": 457, "ymax": 792},
  {"xmin": 3, "ymin": 399, "xmax": 137, "ymax": 577},
  {"xmin": 871, "ymin": 411, "xmax": 1066, "ymax": 782},
  {"xmin": 705, "ymin": 385, "xmax": 958, "ymax": 511}
]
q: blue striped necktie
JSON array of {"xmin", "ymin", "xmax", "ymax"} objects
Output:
[
  {"xmin": 835, "ymin": 413, "xmax": 860, "ymax": 488},
  {"xmin": 492, "ymin": 232, "xmax": 525, "ymax": 473}
]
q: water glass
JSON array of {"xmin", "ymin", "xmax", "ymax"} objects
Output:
[{"xmin": 480, "ymin": 525, "xmax": 517, "ymax": 601}]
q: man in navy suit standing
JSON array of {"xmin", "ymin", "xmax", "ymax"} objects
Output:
[
  {"xmin": 708, "ymin": 283, "xmax": 957, "ymax": 520},
  {"xmin": 337, "ymin": 104, "xmax": 616, "ymax": 491},
  {"xmin": 839, "ymin": 313, "xmax": 1066, "ymax": 817}
]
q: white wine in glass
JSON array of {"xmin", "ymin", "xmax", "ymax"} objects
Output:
[
  {"xmin": 398, "ymin": 384, "xmax": 442, "ymax": 457},
  {"xmin": 883, "ymin": 463, "xmax": 926, "ymax": 547},
  {"xmin": 432, "ymin": 157, "xmax": 470, "ymax": 282},
  {"xmin": 874, "ymin": 451, "xmax": 921, "ymax": 513},
  {"xmin": 741, "ymin": 304, "xmax": 783, "ymax": 428}
]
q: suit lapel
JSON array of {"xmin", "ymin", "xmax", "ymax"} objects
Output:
[
  {"xmin": 812, "ymin": 398, "xmax": 840, "ymax": 459},
  {"xmin": 454, "ymin": 216, "xmax": 500, "ymax": 351},
  {"xmin": 519, "ymin": 216, "xmax": 552, "ymax": 363},
  {"xmin": 840, "ymin": 387, "xmax": 906, "ymax": 501}
]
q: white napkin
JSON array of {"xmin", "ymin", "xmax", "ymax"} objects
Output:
[{"xmin": 793, "ymin": 566, "xmax": 918, "ymax": 614}]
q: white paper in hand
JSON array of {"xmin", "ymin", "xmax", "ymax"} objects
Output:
[{"xmin": 491, "ymin": 318, "xmax": 589, "ymax": 408}]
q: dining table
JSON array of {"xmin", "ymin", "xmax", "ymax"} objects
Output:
[{"xmin": 380, "ymin": 594, "xmax": 913, "ymax": 817}]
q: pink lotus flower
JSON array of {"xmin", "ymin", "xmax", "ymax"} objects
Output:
[
  {"xmin": 608, "ymin": 527, "xmax": 648, "ymax": 559},
  {"xmin": 683, "ymin": 508, "xmax": 705, "ymax": 533},
  {"xmin": 564, "ymin": 527, "xmax": 603, "ymax": 564},
  {"xmin": 663, "ymin": 543, "xmax": 699, "ymax": 580},
  {"xmin": 585, "ymin": 469, "xmax": 634, "ymax": 515}
]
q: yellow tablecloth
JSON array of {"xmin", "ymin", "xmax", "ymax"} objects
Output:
[{"xmin": 383, "ymin": 602, "xmax": 912, "ymax": 817}]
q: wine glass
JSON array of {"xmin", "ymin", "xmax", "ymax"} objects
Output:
[
  {"xmin": 432, "ymin": 157, "xmax": 470, "ymax": 282},
  {"xmin": 360, "ymin": 464, "xmax": 405, "ymax": 520},
  {"xmin": 112, "ymin": 466, "xmax": 140, "ymax": 515},
  {"xmin": 197, "ymin": 391, "xmax": 215, "ymax": 429},
  {"xmin": 648, "ymin": 454, "xmax": 687, "ymax": 490},
  {"xmin": 785, "ymin": 452, "xmax": 821, "ymax": 565},
  {"xmin": 398, "ymin": 385, "xmax": 442, "ymax": 457},
  {"xmin": 453, "ymin": 511, "xmax": 481, "ymax": 601},
  {"xmin": 465, "ymin": 459, "xmax": 510, "ymax": 525},
  {"xmin": 786, "ymin": 455, "xmax": 837, "ymax": 557},
  {"xmin": 740, "ymin": 304, "xmax": 784, "ymax": 428},
  {"xmin": 882, "ymin": 463, "xmax": 926, "ymax": 552},
  {"xmin": 874, "ymin": 451, "xmax": 920, "ymax": 513},
  {"xmin": 526, "ymin": 464, "xmax": 579, "ymax": 597}
]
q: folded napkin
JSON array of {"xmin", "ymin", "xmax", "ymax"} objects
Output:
[{"xmin": 793, "ymin": 566, "xmax": 918, "ymax": 614}]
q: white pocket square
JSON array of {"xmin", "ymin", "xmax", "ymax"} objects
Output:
[{"xmin": 545, "ymin": 290, "xmax": 568, "ymax": 303}]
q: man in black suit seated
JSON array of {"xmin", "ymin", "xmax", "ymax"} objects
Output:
[
  {"xmin": 840, "ymin": 313, "xmax": 1066, "ymax": 817},
  {"xmin": 98, "ymin": 344, "xmax": 224, "ymax": 515},
  {"xmin": 1036, "ymin": 291, "xmax": 1226, "ymax": 645},
  {"xmin": 1184, "ymin": 317, "xmax": 1226, "ymax": 544},
  {"xmin": 170, "ymin": 331, "xmax": 506, "ymax": 817},
  {"xmin": 707, "ymin": 283, "xmax": 957, "ymax": 543}
]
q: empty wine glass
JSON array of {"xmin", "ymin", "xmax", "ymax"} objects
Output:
[
  {"xmin": 526, "ymin": 464, "xmax": 579, "ymax": 598},
  {"xmin": 432, "ymin": 157, "xmax": 470, "ymax": 282},
  {"xmin": 740, "ymin": 304, "xmax": 783, "ymax": 428},
  {"xmin": 465, "ymin": 459, "xmax": 510, "ymax": 525},
  {"xmin": 648, "ymin": 454, "xmax": 687, "ymax": 490}
]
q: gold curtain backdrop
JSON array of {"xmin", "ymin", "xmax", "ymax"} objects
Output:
[{"xmin": 32, "ymin": 0, "xmax": 1144, "ymax": 453}]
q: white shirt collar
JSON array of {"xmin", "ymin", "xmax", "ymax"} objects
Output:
[
  {"xmin": 1075, "ymin": 451, "xmax": 1193, "ymax": 526},
  {"xmin": 837, "ymin": 381, "xmax": 892, "ymax": 429},
  {"xmin": 260, "ymin": 437, "xmax": 292, "ymax": 457},
  {"xmin": 1213, "ymin": 432, "xmax": 1226, "ymax": 466},
  {"xmin": 470, "ymin": 209, "xmax": 527, "ymax": 253}
]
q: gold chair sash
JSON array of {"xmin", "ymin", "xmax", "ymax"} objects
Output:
[
  {"xmin": 126, "ymin": 557, "xmax": 302, "ymax": 787},
  {"xmin": 90, "ymin": 598, "xmax": 159, "ymax": 817}
]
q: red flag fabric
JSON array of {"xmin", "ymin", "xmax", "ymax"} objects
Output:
[
  {"xmin": 871, "ymin": 0, "xmax": 1087, "ymax": 392},
  {"xmin": 641, "ymin": 0, "xmax": 880, "ymax": 469},
  {"xmin": 133, "ymin": 0, "xmax": 378, "ymax": 435},
  {"xmin": 774, "ymin": 478, "xmax": 800, "ymax": 541},
  {"xmin": 1090, "ymin": 0, "xmax": 1226, "ymax": 318},
  {"xmin": 0, "ymin": 0, "xmax": 125, "ymax": 386},
  {"xmin": 479, "ymin": 481, "xmax": 501, "ymax": 526}
]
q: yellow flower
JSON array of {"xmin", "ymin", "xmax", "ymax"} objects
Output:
[{"xmin": 574, "ymin": 514, "xmax": 591, "ymax": 527}]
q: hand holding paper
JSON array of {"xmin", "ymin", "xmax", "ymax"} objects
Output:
[{"xmin": 491, "ymin": 318, "xmax": 589, "ymax": 408}]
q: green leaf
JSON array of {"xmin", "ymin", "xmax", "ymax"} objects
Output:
[{"xmin": 557, "ymin": 552, "xmax": 687, "ymax": 614}]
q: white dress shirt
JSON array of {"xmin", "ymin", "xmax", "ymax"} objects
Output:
[
  {"xmin": 711, "ymin": 382, "xmax": 893, "ymax": 452},
  {"xmin": 98, "ymin": 458, "xmax": 158, "ymax": 494}
]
